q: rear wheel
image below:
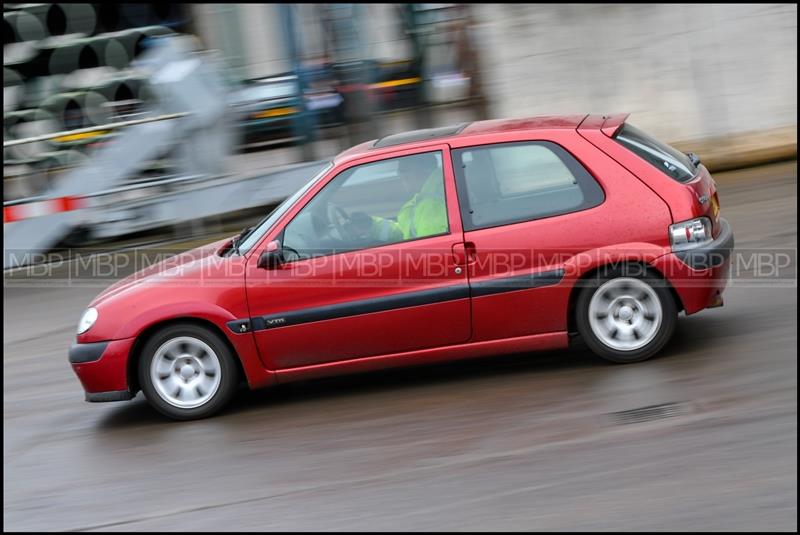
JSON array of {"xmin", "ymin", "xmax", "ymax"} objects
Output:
[
  {"xmin": 576, "ymin": 268, "xmax": 677, "ymax": 363},
  {"xmin": 138, "ymin": 324, "xmax": 239, "ymax": 420}
]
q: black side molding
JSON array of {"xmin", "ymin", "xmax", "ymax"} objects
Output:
[
  {"xmin": 674, "ymin": 218, "xmax": 734, "ymax": 269},
  {"xmin": 226, "ymin": 269, "xmax": 566, "ymax": 335},
  {"xmin": 227, "ymin": 284, "xmax": 471, "ymax": 334},
  {"xmin": 226, "ymin": 319, "xmax": 252, "ymax": 334},
  {"xmin": 68, "ymin": 342, "xmax": 109, "ymax": 364},
  {"xmin": 259, "ymin": 284, "xmax": 471, "ymax": 330},
  {"xmin": 471, "ymin": 268, "xmax": 565, "ymax": 297}
]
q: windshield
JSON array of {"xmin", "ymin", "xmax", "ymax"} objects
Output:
[
  {"xmin": 236, "ymin": 162, "xmax": 333, "ymax": 255},
  {"xmin": 615, "ymin": 124, "xmax": 698, "ymax": 183}
]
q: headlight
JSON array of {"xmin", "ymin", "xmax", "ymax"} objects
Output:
[
  {"xmin": 77, "ymin": 307, "xmax": 98, "ymax": 335},
  {"xmin": 669, "ymin": 217, "xmax": 713, "ymax": 251}
]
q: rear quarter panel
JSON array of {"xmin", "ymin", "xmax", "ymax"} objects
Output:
[
  {"xmin": 452, "ymin": 129, "xmax": 674, "ymax": 339},
  {"xmin": 577, "ymin": 127, "xmax": 722, "ymax": 234}
]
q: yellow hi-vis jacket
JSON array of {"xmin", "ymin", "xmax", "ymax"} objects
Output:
[{"xmin": 370, "ymin": 170, "xmax": 448, "ymax": 242}]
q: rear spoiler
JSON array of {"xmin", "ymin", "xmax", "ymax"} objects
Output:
[{"xmin": 577, "ymin": 113, "xmax": 630, "ymax": 137}]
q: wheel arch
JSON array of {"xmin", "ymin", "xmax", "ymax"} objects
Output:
[
  {"xmin": 566, "ymin": 260, "xmax": 684, "ymax": 334},
  {"xmin": 127, "ymin": 317, "xmax": 248, "ymax": 396}
]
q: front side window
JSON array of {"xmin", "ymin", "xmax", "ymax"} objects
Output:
[
  {"xmin": 237, "ymin": 162, "xmax": 332, "ymax": 255},
  {"xmin": 282, "ymin": 151, "xmax": 449, "ymax": 260},
  {"xmin": 452, "ymin": 141, "xmax": 604, "ymax": 231}
]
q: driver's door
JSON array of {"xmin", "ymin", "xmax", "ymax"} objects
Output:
[{"xmin": 244, "ymin": 146, "xmax": 471, "ymax": 370}]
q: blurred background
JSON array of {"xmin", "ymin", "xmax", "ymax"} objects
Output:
[
  {"xmin": 3, "ymin": 3, "xmax": 796, "ymax": 267},
  {"xmin": 3, "ymin": 4, "xmax": 797, "ymax": 532}
]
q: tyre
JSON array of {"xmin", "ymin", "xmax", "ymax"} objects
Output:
[
  {"xmin": 138, "ymin": 323, "xmax": 239, "ymax": 420},
  {"xmin": 576, "ymin": 267, "xmax": 677, "ymax": 363}
]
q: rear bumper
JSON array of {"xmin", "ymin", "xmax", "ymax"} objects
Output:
[
  {"xmin": 673, "ymin": 218, "xmax": 734, "ymax": 270},
  {"xmin": 653, "ymin": 218, "xmax": 734, "ymax": 315},
  {"xmin": 69, "ymin": 337, "xmax": 136, "ymax": 402}
]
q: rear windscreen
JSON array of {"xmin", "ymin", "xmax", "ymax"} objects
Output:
[{"xmin": 615, "ymin": 123, "xmax": 698, "ymax": 183}]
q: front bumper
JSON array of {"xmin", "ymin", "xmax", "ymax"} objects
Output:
[
  {"xmin": 653, "ymin": 218, "xmax": 734, "ymax": 315},
  {"xmin": 69, "ymin": 337, "xmax": 136, "ymax": 402}
]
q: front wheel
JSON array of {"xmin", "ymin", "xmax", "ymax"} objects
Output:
[
  {"xmin": 576, "ymin": 269, "xmax": 677, "ymax": 363},
  {"xmin": 138, "ymin": 324, "xmax": 239, "ymax": 420}
]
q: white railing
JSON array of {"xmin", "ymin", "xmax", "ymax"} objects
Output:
[{"xmin": 2, "ymin": 112, "xmax": 191, "ymax": 148}]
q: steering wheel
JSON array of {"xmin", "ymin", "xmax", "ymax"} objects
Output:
[{"xmin": 326, "ymin": 202, "xmax": 352, "ymax": 242}]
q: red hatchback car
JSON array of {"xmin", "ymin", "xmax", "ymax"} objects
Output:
[{"xmin": 69, "ymin": 114, "xmax": 733, "ymax": 420}]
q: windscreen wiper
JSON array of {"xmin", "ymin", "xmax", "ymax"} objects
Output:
[{"xmin": 231, "ymin": 226, "xmax": 252, "ymax": 255}]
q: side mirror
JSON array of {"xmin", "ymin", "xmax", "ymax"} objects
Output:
[{"xmin": 257, "ymin": 240, "xmax": 284, "ymax": 269}]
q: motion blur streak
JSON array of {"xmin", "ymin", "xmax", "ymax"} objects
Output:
[
  {"xmin": 3, "ymin": 1, "xmax": 797, "ymax": 531},
  {"xmin": 3, "ymin": 162, "xmax": 796, "ymax": 531}
]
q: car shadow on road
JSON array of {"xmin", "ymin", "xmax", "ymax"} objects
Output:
[
  {"xmin": 95, "ymin": 345, "xmax": 603, "ymax": 429},
  {"xmin": 95, "ymin": 394, "xmax": 169, "ymax": 428},
  {"xmin": 95, "ymin": 316, "xmax": 724, "ymax": 430}
]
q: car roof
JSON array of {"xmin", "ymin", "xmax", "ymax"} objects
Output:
[
  {"xmin": 372, "ymin": 123, "xmax": 471, "ymax": 148},
  {"xmin": 333, "ymin": 114, "xmax": 619, "ymax": 165}
]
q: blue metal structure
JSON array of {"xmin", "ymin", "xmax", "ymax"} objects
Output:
[{"xmin": 278, "ymin": 3, "xmax": 315, "ymax": 159}]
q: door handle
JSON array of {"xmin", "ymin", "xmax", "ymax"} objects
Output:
[
  {"xmin": 452, "ymin": 242, "xmax": 477, "ymax": 265},
  {"xmin": 452, "ymin": 243, "xmax": 466, "ymax": 265},
  {"xmin": 464, "ymin": 241, "xmax": 477, "ymax": 264}
]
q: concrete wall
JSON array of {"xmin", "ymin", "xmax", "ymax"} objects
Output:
[
  {"xmin": 238, "ymin": 4, "xmax": 291, "ymax": 78},
  {"xmin": 192, "ymin": 3, "xmax": 796, "ymax": 145},
  {"xmin": 191, "ymin": 4, "xmax": 408, "ymax": 78},
  {"xmin": 192, "ymin": 3, "xmax": 289, "ymax": 79},
  {"xmin": 473, "ymin": 3, "xmax": 797, "ymax": 143}
]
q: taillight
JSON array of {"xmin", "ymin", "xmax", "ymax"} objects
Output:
[{"xmin": 669, "ymin": 217, "xmax": 713, "ymax": 251}]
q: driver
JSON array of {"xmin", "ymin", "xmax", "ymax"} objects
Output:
[{"xmin": 348, "ymin": 153, "xmax": 448, "ymax": 244}]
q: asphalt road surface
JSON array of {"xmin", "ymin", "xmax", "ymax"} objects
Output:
[{"xmin": 4, "ymin": 161, "xmax": 797, "ymax": 531}]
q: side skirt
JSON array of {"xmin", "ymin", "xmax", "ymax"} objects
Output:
[{"xmin": 272, "ymin": 331, "xmax": 569, "ymax": 384}]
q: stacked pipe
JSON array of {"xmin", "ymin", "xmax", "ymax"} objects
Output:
[
  {"xmin": 3, "ymin": 3, "xmax": 185, "ymax": 199},
  {"xmin": 5, "ymin": 4, "xmax": 185, "ymax": 41},
  {"xmin": 7, "ymin": 25, "xmax": 174, "ymax": 81}
]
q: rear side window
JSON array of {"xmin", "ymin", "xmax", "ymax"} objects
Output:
[
  {"xmin": 615, "ymin": 123, "xmax": 698, "ymax": 183},
  {"xmin": 452, "ymin": 141, "xmax": 604, "ymax": 231}
]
